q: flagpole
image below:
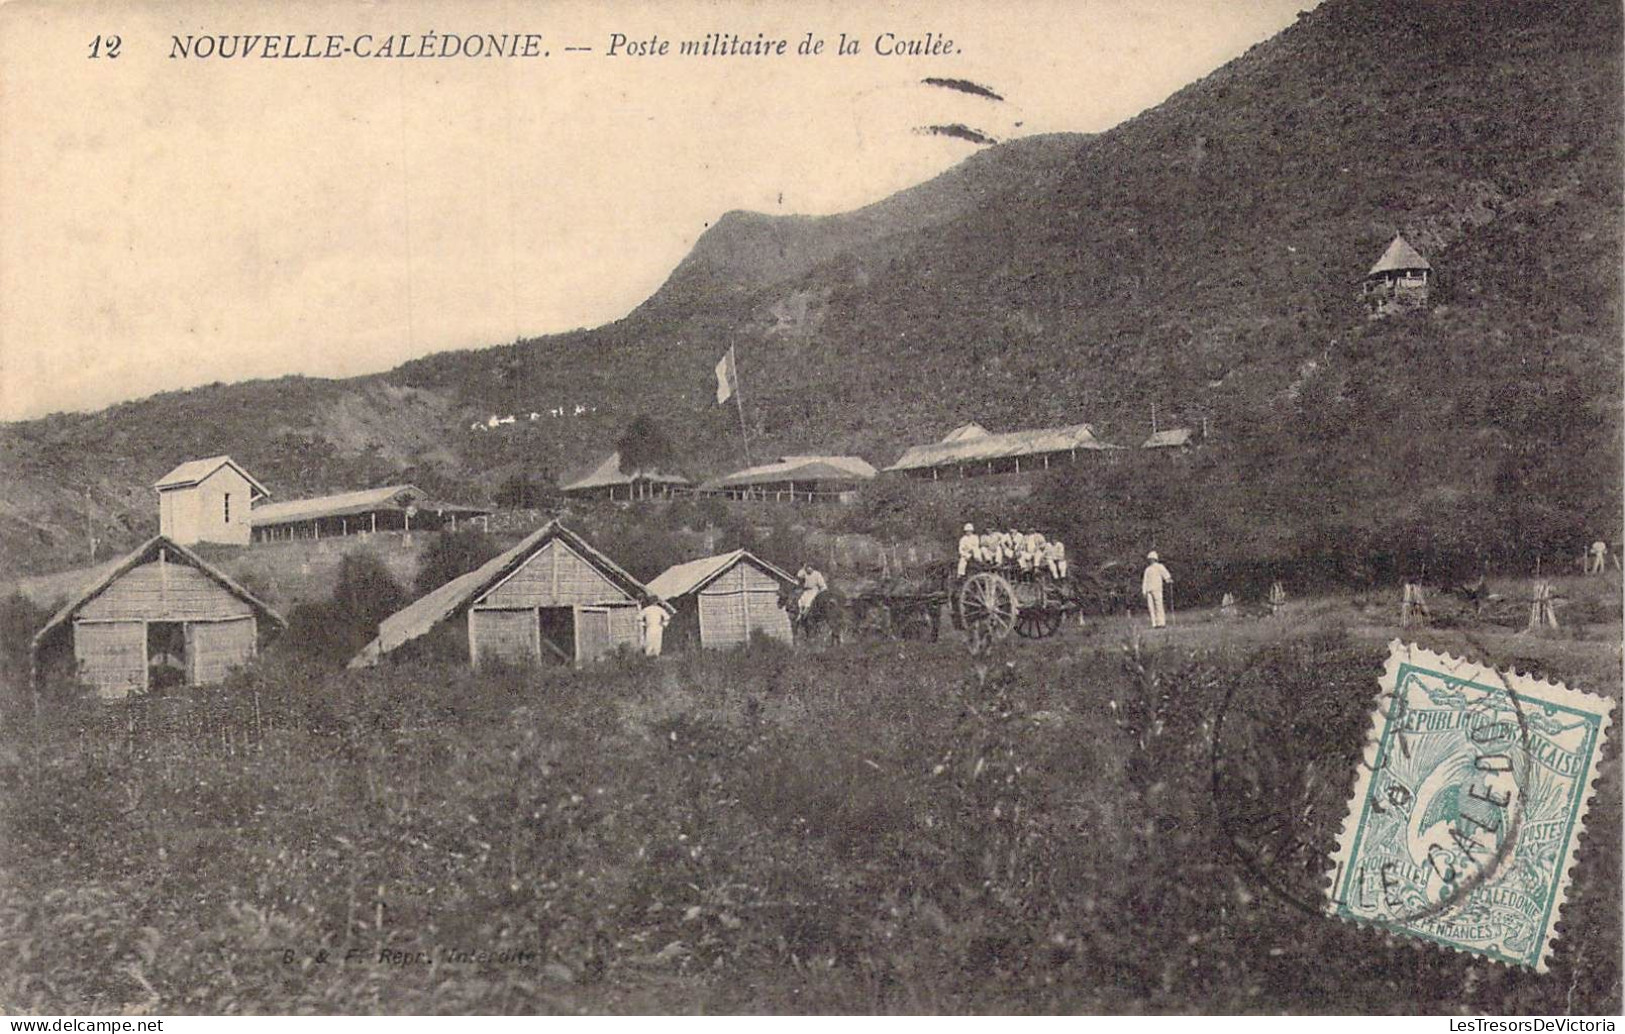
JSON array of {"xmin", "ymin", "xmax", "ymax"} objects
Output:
[{"xmin": 731, "ymin": 343, "xmax": 754, "ymax": 467}]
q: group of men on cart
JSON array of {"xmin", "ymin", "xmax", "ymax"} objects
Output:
[
  {"xmin": 780, "ymin": 524, "xmax": 1174, "ymax": 632},
  {"xmin": 956, "ymin": 522, "xmax": 1068, "ymax": 580}
]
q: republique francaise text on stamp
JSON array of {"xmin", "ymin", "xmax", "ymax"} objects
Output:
[{"xmin": 1326, "ymin": 641, "xmax": 1613, "ymax": 972}]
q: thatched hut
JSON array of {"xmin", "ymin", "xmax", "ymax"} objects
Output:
[
  {"xmin": 646, "ymin": 550, "xmax": 796, "ymax": 651},
  {"xmin": 30, "ymin": 536, "xmax": 285, "ymax": 697},
  {"xmin": 349, "ymin": 520, "xmax": 669, "ymax": 670},
  {"xmin": 1362, "ymin": 234, "xmax": 1432, "ymax": 317}
]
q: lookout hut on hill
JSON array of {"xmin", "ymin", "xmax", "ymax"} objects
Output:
[
  {"xmin": 646, "ymin": 550, "xmax": 796, "ymax": 651},
  {"xmin": 349, "ymin": 520, "xmax": 669, "ymax": 671},
  {"xmin": 884, "ymin": 421, "xmax": 1119, "ymax": 479},
  {"xmin": 560, "ymin": 452, "xmax": 691, "ymax": 502},
  {"xmin": 1362, "ymin": 234, "xmax": 1432, "ymax": 318},
  {"xmin": 30, "ymin": 536, "xmax": 286, "ymax": 697},
  {"xmin": 696, "ymin": 456, "xmax": 877, "ymax": 503},
  {"xmin": 154, "ymin": 456, "xmax": 269, "ymax": 546},
  {"xmin": 249, "ymin": 485, "xmax": 490, "ymax": 542}
]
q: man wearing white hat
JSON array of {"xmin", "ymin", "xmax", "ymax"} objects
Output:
[
  {"xmin": 1142, "ymin": 551, "xmax": 1173, "ymax": 628},
  {"xmin": 958, "ymin": 523, "xmax": 980, "ymax": 577}
]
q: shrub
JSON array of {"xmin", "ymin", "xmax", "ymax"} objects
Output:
[
  {"xmin": 414, "ymin": 528, "xmax": 501, "ymax": 598},
  {"xmin": 615, "ymin": 414, "xmax": 679, "ymax": 474},
  {"xmin": 282, "ymin": 551, "xmax": 408, "ymax": 665},
  {"xmin": 0, "ymin": 592, "xmax": 52, "ymax": 687},
  {"xmin": 494, "ymin": 473, "xmax": 559, "ymax": 511}
]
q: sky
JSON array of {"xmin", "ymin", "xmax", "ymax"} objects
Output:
[{"xmin": 0, "ymin": 0, "xmax": 1314, "ymax": 421}]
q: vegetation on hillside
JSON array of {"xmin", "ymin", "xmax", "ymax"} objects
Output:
[{"xmin": 1, "ymin": 629, "xmax": 1616, "ymax": 1013}]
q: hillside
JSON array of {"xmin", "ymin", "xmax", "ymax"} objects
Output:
[
  {"xmin": 640, "ymin": 132, "xmax": 1089, "ymax": 315},
  {"xmin": 0, "ymin": 0, "xmax": 1619, "ymax": 580}
]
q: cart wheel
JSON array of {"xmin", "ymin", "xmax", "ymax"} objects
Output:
[
  {"xmin": 1015, "ymin": 606, "xmax": 1064, "ymax": 639},
  {"xmin": 959, "ymin": 572, "xmax": 1018, "ymax": 643}
]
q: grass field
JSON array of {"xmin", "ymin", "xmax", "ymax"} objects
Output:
[{"xmin": 0, "ymin": 576, "xmax": 1618, "ymax": 1014}]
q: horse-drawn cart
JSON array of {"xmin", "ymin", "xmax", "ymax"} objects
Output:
[
  {"xmin": 955, "ymin": 568, "xmax": 1104, "ymax": 643},
  {"xmin": 840, "ymin": 562, "xmax": 1111, "ymax": 648}
]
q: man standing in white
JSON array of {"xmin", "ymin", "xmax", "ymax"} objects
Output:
[
  {"xmin": 640, "ymin": 602, "xmax": 670, "ymax": 657},
  {"xmin": 1142, "ymin": 551, "xmax": 1173, "ymax": 629}
]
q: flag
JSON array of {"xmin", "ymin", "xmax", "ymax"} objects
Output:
[{"xmin": 715, "ymin": 348, "xmax": 737, "ymax": 405}]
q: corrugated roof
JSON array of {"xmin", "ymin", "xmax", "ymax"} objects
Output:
[
  {"xmin": 698, "ymin": 456, "xmax": 877, "ymax": 491},
  {"xmin": 1141, "ymin": 428, "xmax": 1194, "ymax": 449},
  {"xmin": 154, "ymin": 456, "xmax": 269, "ymax": 498},
  {"xmin": 561, "ymin": 452, "xmax": 691, "ymax": 492},
  {"xmin": 1367, "ymin": 235, "xmax": 1431, "ymax": 275},
  {"xmin": 646, "ymin": 549, "xmax": 796, "ymax": 600},
  {"xmin": 31, "ymin": 536, "xmax": 287, "ymax": 662},
  {"xmin": 885, "ymin": 423, "xmax": 1119, "ymax": 471},
  {"xmin": 348, "ymin": 520, "xmax": 669, "ymax": 668},
  {"xmin": 250, "ymin": 485, "xmax": 426, "ymax": 526}
]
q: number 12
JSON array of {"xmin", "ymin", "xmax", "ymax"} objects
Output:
[{"xmin": 89, "ymin": 34, "xmax": 122, "ymax": 59}]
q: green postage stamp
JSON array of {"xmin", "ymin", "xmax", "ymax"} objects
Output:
[{"xmin": 1326, "ymin": 641, "xmax": 1613, "ymax": 971}]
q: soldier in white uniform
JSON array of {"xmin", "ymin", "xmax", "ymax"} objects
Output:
[
  {"xmin": 1046, "ymin": 539, "xmax": 1068, "ymax": 579},
  {"xmin": 795, "ymin": 563, "xmax": 828, "ymax": 620},
  {"xmin": 979, "ymin": 530, "xmax": 1001, "ymax": 565},
  {"xmin": 1142, "ymin": 551, "xmax": 1173, "ymax": 628},
  {"xmin": 1588, "ymin": 540, "xmax": 1610, "ymax": 575},
  {"xmin": 958, "ymin": 523, "xmax": 980, "ymax": 577},
  {"xmin": 640, "ymin": 602, "xmax": 671, "ymax": 657},
  {"xmin": 1020, "ymin": 532, "xmax": 1046, "ymax": 575}
]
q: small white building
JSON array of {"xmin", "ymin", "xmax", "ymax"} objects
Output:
[{"xmin": 153, "ymin": 456, "xmax": 269, "ymax": 546}]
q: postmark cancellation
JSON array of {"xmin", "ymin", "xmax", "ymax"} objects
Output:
[{"xmin": 1326, "ymin": 641, "xmax": 1613, "ymax": 973}]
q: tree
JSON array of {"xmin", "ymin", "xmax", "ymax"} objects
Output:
[
  {"xmin": 415, "ymin": 528, "xmax": 501, "ymax": 598},
  {"xmin": 333, "ymin": 551, "xmax": 407, "ymax": 632},
  {"xmin": 615, "ymin": 414, "xmax": 678, "ymax": 474},
  {"xmin": 495, "ymin": 473, "xmax": 558, "ymax": 510},
  {"xmin": 0, "ymin": 591, "xmax": 52, "ymax": 688},
  {"xmin": 284, "ymin": 551, "xmax": 410, "ymax": 665}
]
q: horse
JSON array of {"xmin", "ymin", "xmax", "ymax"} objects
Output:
[{"xmin": 777, "ymin": 582, "xmax": 852, "ymax": 646}]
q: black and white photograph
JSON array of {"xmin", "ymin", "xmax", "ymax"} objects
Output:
[{"xmin": 0, "ymin": 0, "xmax": 1620, "ymax": 1018}]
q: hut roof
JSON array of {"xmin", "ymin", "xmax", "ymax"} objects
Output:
[
  {"xmin": 348, "ymin": 520, "xmax": 669, "ymax": 668},
  {"xmin": 247, "ymin": 485, "xmax": 490, "ymax": 526},
  {"xmin": 1367, "ymin": 235, "xmax": 1431, "ymax": 276},
  {"xmin": 646, "ymin": 549, "xmax": 796, "ymax": 600},
  {"xmin": 698, "ymin": 456, "xmax": 877, "ymax": 491},
  {"xmin": 154, "ymin": 455, "xmax": 269, "ymax": 499},
  {"xmin": 561, "ymin": 452, "xmax": 691, "ymax": 492},
  {"xmin": 942, "ymin": 422, "xmax": 991, "ymax": 442},
  {"xmin": 885, "ymin": 422, "xmax": 1120, "ymax": 472},
  {"xmin": 31, "ymin": 536, "xmax": 286, "ymax": 655},
  {"xmin": 1141, "ymin": 428, "xmax": 1194, "ymax": 449}
]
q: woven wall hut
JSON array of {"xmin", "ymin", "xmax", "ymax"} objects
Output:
[
  {"xmin": 30, "ymin": 536, "xmax": 286, "ymax": 697},
  {"xmin": 646, "ymin": 550, "xmax": 795, "ymax": 651},
  {"xmin": 350, "ymin": 520, "xmax": 670, "ymax": 671}
]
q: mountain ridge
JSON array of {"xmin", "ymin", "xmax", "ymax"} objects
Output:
[{"xmin": 1, "ymin": 0, "xmax": 1619, "ymax": 580}]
